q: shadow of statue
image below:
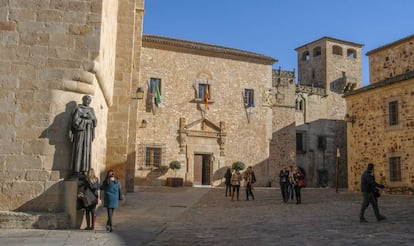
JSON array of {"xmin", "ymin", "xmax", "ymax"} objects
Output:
[{"xmin": 39, "ymin": 101, "xmax": 77, "ymax": 180}]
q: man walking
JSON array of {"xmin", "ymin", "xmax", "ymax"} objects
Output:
[{"xmin": 359, "ymin": 163, "xmax": 386, "ymax": 223}]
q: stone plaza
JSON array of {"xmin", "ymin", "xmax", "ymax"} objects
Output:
[{"xmin": 0, "ymin": 187, "xmax": 413, "ymax": 245}]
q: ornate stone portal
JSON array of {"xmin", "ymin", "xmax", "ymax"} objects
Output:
[{"xmin": 178, "ymin": 117, "xmax": 226, "ymax": 156}]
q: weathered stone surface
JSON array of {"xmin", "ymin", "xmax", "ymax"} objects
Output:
[
  {"xmin": 0, "ymin": 211, "xmax": 69, "ymax": 229},
  {"xmin": 368, "ymin": 35, "xmax": 414, "ymax": 84}
]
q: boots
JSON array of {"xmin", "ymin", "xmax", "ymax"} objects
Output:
[{"xmin": 85, "ymin": 211, "xmax": 92, "ymax": 230}]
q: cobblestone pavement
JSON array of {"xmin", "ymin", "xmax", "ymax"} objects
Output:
[{"xmin": 0, "ymin": 187, "xmax": 414, "ymax": 246}]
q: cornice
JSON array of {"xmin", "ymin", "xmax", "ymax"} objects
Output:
[{"xmin": 142, "ymin": 34, "xmax": 277, "ymax": 65}]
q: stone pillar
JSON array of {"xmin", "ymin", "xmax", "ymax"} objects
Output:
[
  {"xmin": 106, "ymin": 0, "xmax": 144, "ymax": 192},
  {"xmin": 64, "ymin": 178, "xmax": 84, "ymax": 229}
]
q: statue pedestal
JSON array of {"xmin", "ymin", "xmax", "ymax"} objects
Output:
[{"xmin": 64, "ymin": 178, "xmax": 84, "ymax": 229}]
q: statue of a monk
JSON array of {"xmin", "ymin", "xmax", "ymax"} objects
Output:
[{"xmin": 70, "ymin": 95, "xmax": 97, "ymax": 175}]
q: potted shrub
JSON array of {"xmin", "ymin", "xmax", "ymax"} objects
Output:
[
  {"xmin": 232, "ymin": 161, "xmax": 246, "ymax": 171},
  {"xmin": 167, "ymin": 160, "xmax": 183, "ymax": 187}
]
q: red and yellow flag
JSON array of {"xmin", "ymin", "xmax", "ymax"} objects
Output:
[{"xmin": 205, "ymin": 85, "xmax": 209, "ymax": 110}]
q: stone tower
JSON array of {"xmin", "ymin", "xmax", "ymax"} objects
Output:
[{"xmin": 294, "ymin": 37, "xmax": 363, "ymax": 188}]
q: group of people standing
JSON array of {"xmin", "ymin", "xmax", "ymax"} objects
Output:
[
  {"xmin": 224, "ymin": 162, "xmax": 387, "ymax": 224},
  {"xmin": 224, "ymin": 165, "xmax": 306, "ymax": 203},
  {"xmin": 224, "ymin": 166, "xmax": 256, "ymax": 201},
  {"xmin": 78, "ymin": 169, "xmax": 122, "ymax": 232},
  {"xmin": 279, "ymin": 165, "xmax": 306, "ymax": 204}
]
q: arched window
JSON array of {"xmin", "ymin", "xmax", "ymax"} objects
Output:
[
  {"xmin": 313, "ymin": 46, "xmax": 321, "ymax": 57},
  {"xmin": 332, "ymin": 45, "xmax": 343, "ymax": 56},
  {"xmin": 296, "ymin": 98, "xmax": 304, "ymax": 111},
  {"xmin": 302, "ymin": 51, "xmax": 310, "ymax": 61},
  {"xmin": 347, "ymin": 49, "xmax": 357, "ymax": 59}
]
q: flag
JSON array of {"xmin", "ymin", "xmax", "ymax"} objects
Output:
[
  {"xmin": 155, "ymin": 81, "xmax": 161, "ymax": 107},
  {"xmin": 204, "ymin": 85, "xmax": 209, "ymax": 110}
]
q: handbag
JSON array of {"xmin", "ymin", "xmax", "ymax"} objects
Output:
[
  {"xmin": 298, "ymin": 179, "xmax": 306, "ymax": 188},
  {"xmin": 373, "ymin": 189, "xmax": 381, "ymax": 198},
  {"xmin": 119, "ymin": 191, "xmax": 124, "ymax": 201},
  {"xmin": 79, "ymin": 186, "xmax": 97, "ymax": 207}
]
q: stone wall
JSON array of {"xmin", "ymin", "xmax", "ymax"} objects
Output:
[
  {"xmin": 346, "ymin": 77, "xmax": 414, "ymax": 193},
  {"xmin": 269, "ymin": 68, "xmax": 296, "ymax": 185},
  {"xmin": 0, "ymin": 0, "xmax": 117, "ymax": 218},
  {"xmin": 368, "ymin": 35, "xmax": 414, "ymax": 84},
  {"xmin": 105, "ymin": 0, "xmax": 143, "ymax": 192}
]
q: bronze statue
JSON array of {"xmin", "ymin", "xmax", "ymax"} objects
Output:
[{"xmin": 70, "ymin": 95, "xmax": 97, "ymax": 175}]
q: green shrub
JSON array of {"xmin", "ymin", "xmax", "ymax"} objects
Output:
[
  {"xmin": 169, "ymin": 160, "xmax": 181, "ymax": 177},
  {"xmin": 232, "ymin": 161, "xmax": 245, "ymax": 171}
]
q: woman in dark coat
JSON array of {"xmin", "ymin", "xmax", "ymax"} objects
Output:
[
  {"xmin": 293, "ymin": 167, "xmax": 305, "ymax": 204},
  {"xmin": 100, "ymin": 169, "xmax": 122, "ymax": 232},
  {"xmin": 224, "ymin": 168, "xmax": 232, "ymax": 197},
  {"xmin": 81, "ymin": 168, "xmax": 99, "ymax": 230}
]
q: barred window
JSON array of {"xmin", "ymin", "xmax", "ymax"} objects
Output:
[
  {"xmin": 244, "ymin": 89, "xmax": 254, "ymax": 108},
  {"xmin": 389, "ymin": 157, "xmax": 401, "ymax": 182},
  {"xmin": 149, "ymin": 78, "xmax": 161, "ymax": 95},
  {"xmin": 145, "ymin": 147, "xmax": 162, "ymax": 167},
  {"xmin": 389, "ymin": 101, "xmax": 398, "ymax": 126},
  {"xmin": 198, "ymin": 83, "xmax": 210, "ymax": 100}
]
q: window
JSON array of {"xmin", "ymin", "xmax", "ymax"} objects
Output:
[
  {"xmin": 302, "ymin": 51, "xmax": 310, "ymax": 61},
  {"xmin": 332, "ymin": 45, "xmax": 343, "ymax": 56},
  {"xmin": 145, "ymin": 147, "xmax": 162, "ymax": 167},
  {"xmin": 149, "ymin": 78, "xmax": 161, "ymax": 95},
  {"xmin": 244, "ymin": 89, "xmax": 254, "ymax": 107},
  {"xmin": 198, "ymin": 83, "xmax": 210, "ymax": 100},
  {"xmin": 347, "ymin": 49, "xmax": 357, "ymax": 59},
  {"xmin": 389, "ymin": 101, "xmax": 399, "ymax": 126},
  {"xmin": 389, "ymin": 157, "xmax": 401, "ymax": 181},
  {"xmin": 313, "ymin": 46, "xmax": 321, "ymax": 57},
  {"xmin": 296, "ymin": 132, "xmax": 306, "ymax": 152},
  {"xmin": 317, "ymin": 136, "xmax": 326, "ymax": 150},
  {"xmin": 296, "ymin": 98, "xmax": 304, "ymax": 111}
]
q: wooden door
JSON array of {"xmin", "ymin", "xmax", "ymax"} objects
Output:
[
  {"xmin": 194, "ymin": 154, "xmax": 202, "ymax": 185},
  {"xmin": 202, "ymin": 154, "xmax": 211, "ymax": 185}
]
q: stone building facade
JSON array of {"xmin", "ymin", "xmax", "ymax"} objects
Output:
[
  {"xmin": 135, "ymin": 35, "xmax": 277, "ymax": 187},
  {"xmin": 0, "ymin": 0, "xmax": 143, "ymax": 228},
  {"xmin": 294, "ymin": 37, "xmax": 363, "ymax": 187},
  {"xmin": 345, "ymin": 34, "xmax": 414, "ymax": 194}
]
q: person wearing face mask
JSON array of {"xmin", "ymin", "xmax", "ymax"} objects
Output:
[{"xmin": 100, "ymin": 170, "xmax": 122, "ymax": 232}]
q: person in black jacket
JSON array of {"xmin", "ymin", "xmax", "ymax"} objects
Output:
[
  {"xmin": 279, "ymin": 165, "xmax": 289, "ymax": 203},
  {"xmin": 224, "ymin": 168, "xmax": 232, "ymax": 197},
  {"xmin": 359, "ymin": 163, "xmax": 386, "ymax": 223},
  {"xmin": 79, "ymin": 168, "xmax": 99, "ymax": 230}
]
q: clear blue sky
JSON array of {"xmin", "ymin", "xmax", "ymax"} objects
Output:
[{"xmin": 143, "ymin": 0, "xmax": 414, "ymax": 86}]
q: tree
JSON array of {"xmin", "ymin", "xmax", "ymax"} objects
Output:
[
  {"xmin": 169, "ymin": 160, "xmax": 181, "ymax": 177},
  {"xmin": 232, "ymin": 161, "xmax": 245, "ymax": 171}
]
